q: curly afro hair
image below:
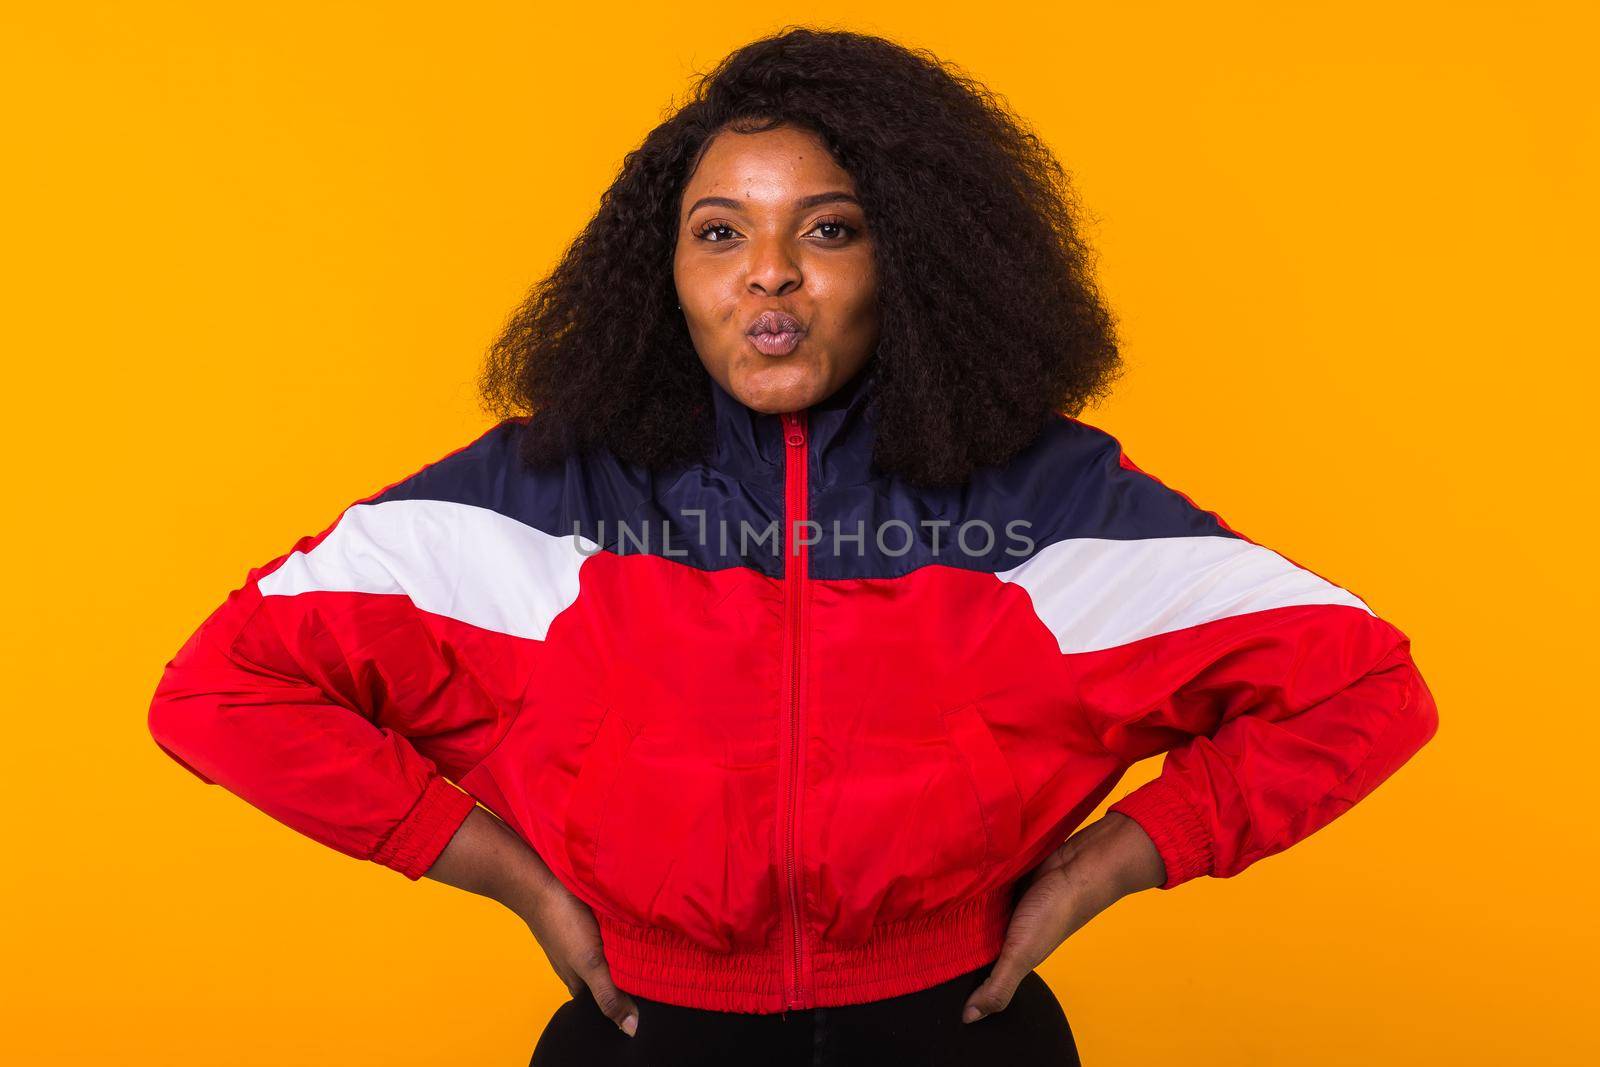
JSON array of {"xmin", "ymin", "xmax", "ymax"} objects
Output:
[{"xmin": 479, "ymin": 25, "xmax": 1123, "ymax": 488}]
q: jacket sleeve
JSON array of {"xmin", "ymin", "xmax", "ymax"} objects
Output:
[
  {"xmin": 1049, "ymin": 436, "xmax": 1440, "ymax": 890},
  {"xmin": 146, "ymin": 460, "xmax": 505, "ymax": 881}
]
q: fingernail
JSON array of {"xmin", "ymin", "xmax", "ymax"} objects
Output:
[
  {"xmin": 621, "ymin": 1013, "xmax": 638, "ymax": 1037},
  {"xmin": 962, "ymin": 1004, "xmax": 985, "ymax": 1024}
]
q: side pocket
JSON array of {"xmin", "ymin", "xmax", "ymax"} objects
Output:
[
  {"xmin": 563, "ymin": 704, "xmax": 641, "ymax": 891},
  {"xmin": 940, "ymin": 701, "xmax": 1024, "ymax": 873}
]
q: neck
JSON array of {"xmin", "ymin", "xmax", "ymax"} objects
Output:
[{"xmin": 707, "ymin": 360, "xmax": 881, "ymax": 488}]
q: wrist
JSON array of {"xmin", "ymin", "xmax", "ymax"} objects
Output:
[
  {"xmin": 1097, "ymin": 811, "xmax": 1166, "ymax": 895},
  {"xmin": 495, "ymin": 869, "xmax": 549, "ymax": 927},
  {"xmin": 455, "ymin": 807, "xmax": 558, "ymax": 924},
  {"xmin": 484, "ymin": 844, "xmax": 562, "ymax": 926},
  {"xmin": 1054, "ymin": 813, "xmax": 1164, "ymax": 899}
]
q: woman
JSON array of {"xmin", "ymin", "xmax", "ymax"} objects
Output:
[{"xmin": 147, "ymin": 27, "xmax": 1439, "ymax": 1066}]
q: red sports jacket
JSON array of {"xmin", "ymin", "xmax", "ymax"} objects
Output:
[{"xmin": 147, "ymin": 364, "xmax": 1439, "ymax": 1013}]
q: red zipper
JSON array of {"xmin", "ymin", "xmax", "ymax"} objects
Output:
[{"xmin": 779, "ymin": 409, "xmax": 809, "ymax": 1009}]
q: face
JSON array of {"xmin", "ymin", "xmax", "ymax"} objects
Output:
[{"xmin": 673, "ymin": 124, "xmax": 880, "ymax": 414}]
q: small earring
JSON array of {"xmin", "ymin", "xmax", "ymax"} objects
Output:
[{"xmin": 677, "ymin": 303, "xmax": 683, "ymax": 310}]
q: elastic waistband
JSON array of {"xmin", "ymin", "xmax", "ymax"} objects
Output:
[{"xmin": 597, "ymin": 884, "xmax": 1013, "ymax": 1014}]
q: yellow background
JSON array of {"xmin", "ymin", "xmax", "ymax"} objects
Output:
[{"xmin": 4, "ymin": 3, "xmax": 1593, "ymax": 1063}]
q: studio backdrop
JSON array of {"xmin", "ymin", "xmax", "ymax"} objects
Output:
[{"xmin": 2, "ymin": 4, "xmax": 1592, "ymax": 1065}]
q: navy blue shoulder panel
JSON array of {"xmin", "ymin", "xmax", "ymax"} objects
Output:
[
  {"xmin": 807, "ymin": 414, "xmax": 1240, "ymax": 579},
  {"xmin": 370, "ymin": 415, "xmax": 1238, "ymax": 582},
  {"xmin": 371, "ymin": 419, "xmax": 789, "ymax": 579}
]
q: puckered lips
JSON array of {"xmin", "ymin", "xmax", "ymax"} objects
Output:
[{"xmin": 746, "ymin": 309, "xmax": 807, "ymax": 356}]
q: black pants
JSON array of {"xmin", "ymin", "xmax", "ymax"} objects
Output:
[{"xmin": 529, "ymin": 961, "xmax": 1081, "ymax": 1066}]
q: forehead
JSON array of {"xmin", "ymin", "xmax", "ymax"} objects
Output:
[{"xmin": 681, "ymin": 126, "xmax": 857, "ymax": 207}]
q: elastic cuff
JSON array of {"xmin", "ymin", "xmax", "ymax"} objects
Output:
[
  {"xmin": 370, "ymin": 776, "xmax": 479, "ymax": 880},
  {"xmin": 1108, "ymin": 777, "xmax": 1214, "ymax": 889}
]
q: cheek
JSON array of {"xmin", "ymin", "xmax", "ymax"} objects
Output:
[
  {"xmin": 676, "ymin": 257, "xmax": 744, "ymax": 322},
  {"xmin": 833, "ymin": 245, "xmax": 876, "ymax": 291},
  {"xmin": 828, "ymin": 258, "xmax": 879, "ymax": 327}
]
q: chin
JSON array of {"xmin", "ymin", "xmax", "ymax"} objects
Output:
[
  {"xmin": 734, "ymin": 387, "xmax": 807, "ymax": 415},
  {"xmin": 729, "ymin": 357, "xmax": 827, "ymax": 412}
]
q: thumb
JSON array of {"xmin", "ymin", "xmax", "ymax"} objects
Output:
[
  {"xmin": 962, "ymin": 954, "xmax": 1029, "ymax": 1024},
  {"xmin": 577, "ymin": 946, "xmax": 640, "ymax": 1037}
]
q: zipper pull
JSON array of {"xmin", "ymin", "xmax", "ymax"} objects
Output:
[{"xmin": 781, "ymin": 411, "xmax": 806, "ymax": 447}]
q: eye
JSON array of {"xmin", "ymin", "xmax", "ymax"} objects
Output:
[
  {"xmin": 693, "ymin": 221, "xmax": 739, "ymax": 243},
  {"xmin": 807, "ymin": 217, "xmax": 858, "ymax": 241}
]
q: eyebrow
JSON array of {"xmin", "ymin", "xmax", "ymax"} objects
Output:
[{"xmin": 684, "ymin": 191, "xmax": 862, "ymax": 218}]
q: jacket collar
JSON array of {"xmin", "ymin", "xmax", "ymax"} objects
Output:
[{"xmin": 707, "ymin": 359, "xmax": 882, "ymax": 489}]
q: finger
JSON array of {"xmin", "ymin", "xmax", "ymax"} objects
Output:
[
  {"xmin": 962, "ymin": 952, "xmax": 1031, "ymax": 1023},
  {"xmin": 577, "ymin": 946, "xmax": 640, "ymax": 1037},
  {"xmin": 543, "ymin": 952, "xmax": 586, "ymax": 1001}
]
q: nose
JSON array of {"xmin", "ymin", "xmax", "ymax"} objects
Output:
[{"xmin": 745, "ymin": 234, "xmax": 802, "ymax": 297}]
